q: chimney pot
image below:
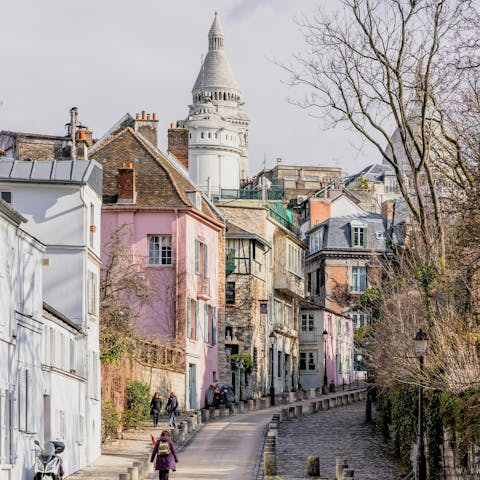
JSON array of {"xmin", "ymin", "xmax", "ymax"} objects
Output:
[
  {"xmin": 147, "ymin": 114, "xmax": 151, "ymax": 120},
  {"xmin": 170, "ymin": 123, "xmax": 174, "ymax": 129},
  {"xmin": 136, "ymin": 113, "xmax": 140, "ymax": 120},
  {"xmin": 152, "ymin": 113, "xmax": 157, "ymax": 120},
  {"xmin": 141, "ymin": 111, "xmax": 146, "ymax": 120},
  {"xmin": 128, "ymin": 162, "xmax": 133, "ymax": 169},
  {"xmin": 122, "ymin": 162, "xmax": 126, "ymax": 168}
]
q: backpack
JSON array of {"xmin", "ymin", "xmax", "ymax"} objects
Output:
[{"xmin": 157, "ymin": 440, "xmax": 171, "ymax": 457}]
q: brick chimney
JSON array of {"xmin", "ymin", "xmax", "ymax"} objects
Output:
[
  {"xmin": 309, "ymin": 198, "xmax": 331, "ymax": 226},
  {"xmin": 167, "ymin": 122, "xmax": 189, "ymax": 169},
  {"xmin": 382, "ymin": 200, "xmax": 394, "ymax": 225},
  {"xmin": 134, "ymin": 111, "xmax": 159, "ymax": 147},
  {"xmin": 117, "ymin": 163, "xmax": 136, "ymax": 203}
]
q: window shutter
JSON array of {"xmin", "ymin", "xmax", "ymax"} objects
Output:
[
  {"xmin": 26, "ymin": 369, "xmax": 35, "ymax": 433},
  {"xmin": 363, "ymin": 228, "xmax": 367, "ymax": 247},
  {"xmin": 212, "ymin": 307, "xmax": 217, "ymax": 345},
  {"xmin": 195, "ymin": 301, "xmax": 200, "ymax": 340},
  {"xmin": 204, "ymin": 304, "xmax": 209, "ymax": 342},
  {"xmin": 204, "ymin": 244, "xmax": 208, "ymax": 278},
  {"xmin": 70, "ymin": 338, "xmax": 76, "ymax": 372},
  {"xmin": 18, "ymin": 369, "xmax": 26, "ymax": 432},
  {"xmin": 350, "ymin": 226, "xmax": 355, "ymax": 247},
  {"xmin": 195, "ymin": 240, "xmax": 200, "ymax": 274},
  {"xmin": 186, "ymin": 298, "xmax": 191, "ymax": 339}
]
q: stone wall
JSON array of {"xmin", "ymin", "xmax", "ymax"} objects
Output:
[
  {"xmin": 102, "ymin": 354, "xmax": 186, "ymax": 412},
  {"xmin": 442, "ymin": 430, "xmax": 480, "ymax": 480}
]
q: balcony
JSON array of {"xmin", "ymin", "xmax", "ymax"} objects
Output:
[
  {"xmin": 274, "ymin": 271, "xmax": 305, "ymax": 299},
  {"xmin": 273, "ymin": 323, "xmax": 298, "ymax": 338},
  {"xmin": 196, "ymin": 276, "xmax": 211, "ymax": 300},
  {"xmin": 299, "ymin": 328, "xmax": 317, "ymax": 344},
  {"xmin": 268, "ymin": 207, "xmax": 300, "ymax": 236}
]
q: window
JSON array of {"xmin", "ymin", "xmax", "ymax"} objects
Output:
[
  {"xmin": 226, "ymin": 282, "xmax": 235, "ymax": 305},
  {"xmin": 384, "ymin": 175, "xmax": 398, "ymax": 193},
  {"xmin": 309, "ymin": 229, "xmax": 323, "ymax": 253},
  {"xmin": 88, "ymin": 271, "xmax": 98, "ymax": 315},
  {"xmin": 284, "ymin": 175, "xmax": 299, "ymax": 181},
  {"xmin": 187, "ymin": 298, "xmax": 194, "ymax": 339},
  {"xmin": 195, "ymin": 300, "xmax": 200, "ymax": 341},
  {"xmin": 70, "ymin": 338, "xmax": 76, "ymax": 372},
  {"xmin": 148, "ymin": 235, "xmax": 172, "ymax": 265},
  {"xmin": 208, "ymin": 132, "xmax": 211, "ymax": 139},
  {"xmin": 89, "ymin": 352, "xmax": 99, "ymax": 400},
  {"xmin": 352, "ymin": 266, "xmax": 367, "ymax": 293},
  {"xmin": 56, "ymin": 409, "xmax": 66, "ymax": 440},
  {"xmin": 195, "ymin": 240, "xmax": 208, "ymax": 277},
  {"xmin": 22, "ymin": 253, "xmax": 34, "ymax": 316},
  {"xmin": 301, "ymin": 314, "xmax": 314, "ymax": 331},
  {"xmin": 315, "ymin": 269, "xmax": 321, "ymax": 295},
  {"xmin": 0, "ymin": 191, "xmax": 12, "ymax": 204},
  {"xmin": 307, "ymin": 273, "xmax": 312, "ymax": 295},
  {"xmin": 299, "ymin": 352, "xmax": 317, "ymax": 371},
  {"xmin": 351, "ymin": 224, "xmax": 367, "ymax": 247},
  {"xmin": 349, "ymin": 310, "xmax": 371, "ymax": 328},
  {"xmin": 287, "ymin": 241, "xmax": 303, "ymax": 277},
  {"xmin": 201, "ymin": 132, "xmax": 204, "ymax": 139},
  {"xmin": 285, "ymin": 304, "xmax": 293, "ymax": 327},
  {"xmin": 277, "ymin": 351, "xmax": 282, "ymax": 377},
  {"xmin": 18, "ymin": 368, "xmax": 34, "ymax": 433},
  {"xmin": 0, "ymin": 390, "xmax": 14, "ymax": 463}
]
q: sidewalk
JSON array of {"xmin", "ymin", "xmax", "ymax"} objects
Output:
[
  {"xmin": 66, "ymin": 415, "xmax": 185, "ymax": 479},
  {"xmin": 67, "ymin": 387, "xmax": 366, "ymax": 480}
]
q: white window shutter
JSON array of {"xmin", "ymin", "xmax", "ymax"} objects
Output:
[{"xmin": 17, "ymin": 369, "xmax": 26, "ymax": 432}]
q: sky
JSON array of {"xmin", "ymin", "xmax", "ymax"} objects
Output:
[{"xmin": 0, "ymin": 0, "xmax": 380, "ymax": 176}]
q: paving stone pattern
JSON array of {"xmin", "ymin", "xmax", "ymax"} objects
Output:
[{"xmin": 276, "ymin": 401, "xmax": 402, "ymax": 480}]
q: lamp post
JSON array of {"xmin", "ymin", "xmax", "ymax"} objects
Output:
[
  {"xmin": 322, "ymin": 329, "xmax": 328, "ymax": 394},
  {"xmin": 269, "ymin": 331, "xmax": 277, "ymax": 406},
  {"xmin": 414, "ymin": 328, "xmax": 428, "ymax": 480}
]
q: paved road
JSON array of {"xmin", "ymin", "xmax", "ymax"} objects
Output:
[
  {"xmin": 149, "ymin": 410, "xmax": 273, "ymax": 480},
  {"xmin": 276, "ymin": 401, "xmax": 402, "ymax": 480}
]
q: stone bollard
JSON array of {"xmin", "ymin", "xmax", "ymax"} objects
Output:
[
  {"xmin": 354, "ymin": 391, "xmax": 359, "ymax": 401},
  {"xmin": 308, "ymin": 388, "xmax": 316, "ymax": 399},
  {"xmin": 342, "ymin": 394, "xmax": 348, "ymax": 406},
  {"xmin": 127, "ymin": 466, "xmax": 138, "ymax": 480},
  {"xmin": 296, "ymin": 405, "xmax": 303, "ymax": 417},
  {"xmin": 218, "ymin": 405, "xmax": 226, "ymax": 417},
  {"xmin": 133, "ymin": 461, "xmax": 143, "ymax": 476},
  {"xmin": 336, "ymin": 396, "xmax": 342, "ymax": 407},
  {"xmin": 281, "ymin": 408, "xmax": 288, "ymax": 421},
  {"xmin": 190, "ymin": 414, "xmax": 197, "ymax": 430},
  {"xmin": 196, "ymin": 410, "xmax": 202, "ymax": 425},
  {"xmin": 119, "ymin": 474, "xmax": 129, "ymax": 480},
  {"xmin": 306, "ymin": 456, "xmax": 320, "ymax": 477},
  {"xmin": 237, "ymin": 401, "xmax": 245, "ymax": 413},
  {"xmin": 186, "ymin": 416, "xmax": 193, "ymax": 433},
  {"xmin": 272, "ymin": 413, "xmax": 280, "ymax": 422},
  {"xmin": 259, "ymin": 398, "xmax": 267, "ymax": 409},
  {"xmin": 281, "ymin": 393, "xmax": 288, "ymax": 405},
  {"xmin": 342, "ymin": 469, "xmax": 354, "ymax": 478},
  {"xmin": 247, "ymin": 399, "xmax": 254, "ymax": 411},
  {"xmin": 263, "ymin": 432, "xmax": 277, "ymax": 475},
  {"xmin": 209, "ymin": 406, "xmax": 216, "ymax": 419},
  {"xmin": 177, "ymin": 422, "xmax": 186, "ymax": 443},
  {"xmin": 229, "ymin": 404, "xmax": 235, "ymax": 415},
  {"xmin": 308, "ymin": 401, "xmax": 316, "ymax": 414},
  {"xmin": 201, "ymin": 408, "xmax": 209, "ymax": 423},
  {"xmin": 288, "ymin": 392, "xmax": 296, "ymax": 403},
  {"xmin": 288, "ymin": 406, "xmax": 296, "ymax": 418},
  {"xmin": 336, "ymin": 459, "xmax": 349, "ymax": 479},
  {"xmin": 265, "ymin": 396, "xmax": 271, "ymax": 408},
  {"xmin": 144, "ymin": 458, "xmax": 153, "ymax": 474}
]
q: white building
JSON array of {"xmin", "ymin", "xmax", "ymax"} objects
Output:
[
  {"xmin": 0, "ymin": 199, "xmax": 45, "ymax": 480},
  {"xmin": 182, "ymin": 12, "xmax": 250, "ymax": 193},
  {"xmin": 0, "ymin": 159, "xmax": 103, "ymax": 477}
]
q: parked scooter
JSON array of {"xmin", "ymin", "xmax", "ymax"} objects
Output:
[
  {"xmin": 206, "ymin": 383, "xmax": 235, "ymax": 407},
  {"xmin": 33, "ymin": 440, "xmax": 65, "ymax": 479}
]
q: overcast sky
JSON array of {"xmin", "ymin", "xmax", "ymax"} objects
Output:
[{"xmin": 0, "ymin": 0, "xmax": 380, "ymax": 176}]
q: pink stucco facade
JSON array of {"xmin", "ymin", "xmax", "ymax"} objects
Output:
[{"xmin": 102, "ymin": 207, "xmax": 221, "ymax": 409}]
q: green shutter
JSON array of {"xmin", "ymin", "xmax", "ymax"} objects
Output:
[
  {"xmin": 195, "ymin": 240, "xmax": 200, "ymax": 274},
  {"xmin": 204, "ymin": 304, "xmax": 209, "ymax": 342},
  {"xmin": 363, "ymin": 228, "xmax": 367, "ymax": 247},
  {"xmin": 187, "ymin": 299, "xmax": 191, "ymax": 339},
  {"xmin": 195, "ymin": 301, "xmax": 200, "ymax": 340},
  {"xmin": 212, "ymin": 307, "xmax": 217, "ymax": 345},
  {"xmin": 351, "ymin": 226, "xmax": 355, "ymax": 247}
]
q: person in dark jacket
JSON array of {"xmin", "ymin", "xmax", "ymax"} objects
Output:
[
  {"xmin": 150, "ymin": 392, "xmax": 163, "ymax": 427},
  {"xmin": 150, "ymin": 430, "xmax": 178, "ymax": 480},
  {"xmin": 165, "ymin": 392, "xmax": 179, "ymax": 428}
]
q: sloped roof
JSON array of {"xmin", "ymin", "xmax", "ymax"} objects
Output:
[
  {"xmin": 0, "ymin": 197, "xmax": 25, "ymax": 225},
  {"xmin": 91, "ymin": 125, "xmax": 222, "ymax": 225},
  {"xmin": 226, "ymin": 221, "xmax": 270, "ymax": 247},
  {"xmin": 0, "ymin": 159, "xmax": 102, "ymax": 188},
  {"xmin": 345, "ymin": 163, "xmax": 395, "ymax": 186}
]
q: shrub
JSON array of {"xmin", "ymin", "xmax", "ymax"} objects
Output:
[
  {"xmin": 125, "ymin": 380, "xmax": 150, "ymax": 427},
  {"xmin": 101, "ymin": 401, "xmax": 120, "ymax": 442}
]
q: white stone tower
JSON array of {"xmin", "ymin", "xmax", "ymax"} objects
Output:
[{"xmin": 183, "ymin": 12, "xmax": 250, "ymax": 194}]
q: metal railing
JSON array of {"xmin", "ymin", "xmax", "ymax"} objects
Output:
[{"xmin": 268, "ymin": 208, "xmax": 300, "ymax": 236}]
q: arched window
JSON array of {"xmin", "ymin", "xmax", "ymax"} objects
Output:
[
  {"xmin": 201, "ymin": 132, "xmax": 204, "ymax": 139},
  {"xmin": 223, "ymin": 92, "xmax": 227, "ymax": 100}
]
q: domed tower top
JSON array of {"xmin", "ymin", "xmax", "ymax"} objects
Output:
[{"xmin": 193, "ymin": 12, "xmax": 241, "ymax": 97}]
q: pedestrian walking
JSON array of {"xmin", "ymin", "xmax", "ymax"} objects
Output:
[
  {"xmin": 150, "ymin": 392, "xmax": 163, "ymax": 428},
  {"xmin": 150, "ymin": 430, "xmax": 178, "ymax": 480},
  {"xmin": 165, "ymin": 392, "xmax": 179, "ymax": 428}
]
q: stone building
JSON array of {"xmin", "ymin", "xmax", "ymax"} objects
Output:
[
  {"xmin": 180, "ymin": 13, "xmax": 250, "ymax": 193},
  {"xmin": 90, "ymin": 112, "xmax": 226, "ymax": 410},
  {"xmin": 245, "ymin": 161, "xmax": 343, "ymax": 203},
  {"xmin": 218, "ymin": 200, "xmax": 305, "ymax": 400}
]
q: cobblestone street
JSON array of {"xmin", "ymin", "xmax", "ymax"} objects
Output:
[{"xmin": 276, "ymin": 401, "xmax": 402, "ymax": 480}]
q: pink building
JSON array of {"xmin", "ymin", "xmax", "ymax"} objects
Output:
[{"xmin": 91, "ymin": 113, "xmax": 225, "ymax": 409}]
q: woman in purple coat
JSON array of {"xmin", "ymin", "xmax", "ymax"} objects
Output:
[{"xmin": 150, "ymin": 430, "xmax": 178, "ymax": 480}]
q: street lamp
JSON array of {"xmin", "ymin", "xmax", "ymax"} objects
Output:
[
  {"xmin": 269, "ymin": 331, "xmax": 277, "ymax": 406},
  {"xmin": 322, "ymin": 329, "xmax": 328, "ymax": 394},
  {"xmin": 414, "ymin": 328, "xmax": 428, "ymax": 480}
]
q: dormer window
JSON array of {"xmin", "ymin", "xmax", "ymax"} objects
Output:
[
  {"xmin": 351, "ymin": 221, "xmax": 367, "ymax": 248},
  {"xmin": 186, "ymin": 190, "xmax": 202, "ymax": 211}
]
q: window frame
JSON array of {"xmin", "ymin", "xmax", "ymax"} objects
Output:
[
  {"xmin": 351, "ymin": 266, "xmax": 367, "ymax": 293},
  {"xmin": 148, "ymin": 235, "xmax": 173, "ymax": 266}
]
